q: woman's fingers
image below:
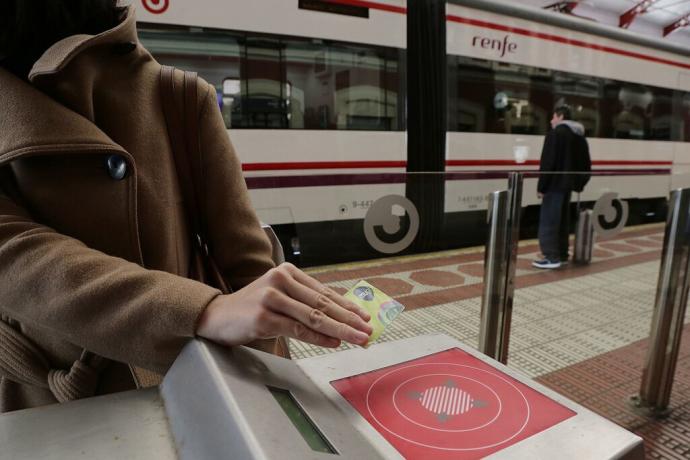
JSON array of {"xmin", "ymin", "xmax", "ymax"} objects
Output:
[
  {"xmin": 283, "ymin": 278, "xmax": 373, "ymax": 336},
  {"xmin": 264, "ymin": 312, "xmax": 341, "ymax": 348},
  {"xmin": 267, "ymin": 290, "xmax": 370, "ymax": 345},
  {"xmin": 283, "ymin": 264, "xmax": 372, "ymax": 322}
]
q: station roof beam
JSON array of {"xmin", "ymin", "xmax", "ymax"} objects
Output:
[
  {"xmin": 619, "ymin": 0, "xmax": 661, "ymax": 29},
  {"xmin": 664, "ymin": 12, "xmax": 690, "ymax": 36},
  {"xmin": 543, "ymin": 1, "xmax": 579, "ymax": 14}
]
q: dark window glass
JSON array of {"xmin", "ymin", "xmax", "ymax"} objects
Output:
[
  {"xmin": 138, "ymin": 28, "xmax": 241, "ymax": 130},
  {"xmin": 679, "ymin": 92, "xmax": 690, "ymax": 142},
  {"xmin": 553, "ymin": 73, "xmax": 601, "ymax": 137},
  {"xmin": 448, "ymin": 55, "xmax": 683, "ymax": 142},
  {"xmin": 138, "ymin": 26, "xmax": 404, "ymax": 130},
  {"xmin": 448, "ymin": 58, "xmax": 553, "ymax": 136}
]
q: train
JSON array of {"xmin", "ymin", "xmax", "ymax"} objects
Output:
[{"xmin": 133, "ymin": 0, "xmax": 690, "ymax": 266}]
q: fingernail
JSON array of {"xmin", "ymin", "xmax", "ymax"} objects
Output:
[{"xmin": 353, "ymin": 331, "xmax": 369, "ymax": 343}]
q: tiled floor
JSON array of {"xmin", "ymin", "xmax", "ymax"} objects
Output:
[
  {"xmin": 537, "ymin": 323, "xmax": 690, "ymax": 459},
  {"xmin": 290, "ymin": 223, "xmax": 690, "ymax": 458},
  {"xmin": 291, "ymin": 223, "xmax": 668, "ymax": 364}
]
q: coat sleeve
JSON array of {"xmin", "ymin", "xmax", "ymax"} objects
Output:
[
  {"xmin": 197, "ymin": 83, "xmax": 275, "ymax": 291},
  {"xmin": 537, "ymin": 130, "xmax": 557, "ymax": 194},
  {"xmin": 0, "ymin": 183, "xmax": 220, "ymax": 374}
]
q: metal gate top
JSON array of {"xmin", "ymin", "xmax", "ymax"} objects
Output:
[{"xmin": 0, "ymin": 334, "xmax": 644, "ymax": 460}]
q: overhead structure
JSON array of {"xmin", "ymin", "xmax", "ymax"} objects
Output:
[
  {"xmin": 530, "ymin": 0, "xmax": 690, "ymax": 44},
  {"xmin": 664, "ymin": 12, "xmax": 690, "ymax": 36},
  {"xmin": 619, "ymin": 0, "xmax": 661, "ymax": 29},
  {"xmin": 543, "ymin": 1, "xmax": 579, "ymax": 14}
]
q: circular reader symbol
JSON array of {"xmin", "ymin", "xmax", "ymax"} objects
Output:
[
  {"xmin": 592, "ymin": 192, "xmax": 628, "ymax": 238},
  {"xmin": 364, "ymin": 195, "xmax": 420, "ymax": 254}
]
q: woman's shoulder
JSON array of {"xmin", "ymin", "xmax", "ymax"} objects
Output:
[{"xmin": 157, "ymin": 65, "xmax": 216, "ymax": 113}]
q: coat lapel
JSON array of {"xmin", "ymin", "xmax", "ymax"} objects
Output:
[{"xmin": 0, "ymin": 68, "xmax": 126, "ymax": 166}]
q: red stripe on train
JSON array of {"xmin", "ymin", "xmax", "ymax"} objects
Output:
[
  {"xmin": 446, "ymin": 15, "xmax": 690, "ymax": 71},
  {"xmin": 242, "ymin": 161, "xmax": 407, "ymax": 171},
  {"xmin": 322, "ymin": 0, "xmax": 407, "ymax": 14},
  {"xmin": 446, "ymin": 160, "xmax": 673, "ymax": 166},
  {"xmin": 299, "ymin": 3, "xmax": 690, "ymax": 70},
  {"xmin": 242, "ymin": 160, "xmax": 672, "ymax": 171}
]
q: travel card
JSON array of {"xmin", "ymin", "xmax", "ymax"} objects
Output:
[{"xmin": 344, "ymin": 280, "xmax": 405, "ymax": 345}]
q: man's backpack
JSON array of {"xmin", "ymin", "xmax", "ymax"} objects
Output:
[{"xmin": 572, "ymin": 135, "xmax": 591, "ymax": 193}]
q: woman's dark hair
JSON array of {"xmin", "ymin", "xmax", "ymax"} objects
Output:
[
  {"xmin": 554, "ymin": 105, "xmax": 573, "ymax": 120},
  {"xmin": 0, "ymin": 0, "xmax": 124, "ymax": 78}
]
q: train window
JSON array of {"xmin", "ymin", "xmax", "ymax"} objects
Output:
[
  {"xmin": 601, "ymin": 82, "xmax": 673, "ymax": 140},
  {"xmin": 553, "ymin": 73, "xmax": 601, "ymax": 137},
  {"xmin": 679, "ymin": 92, "xmax": 690, "ymax": 142},
  {"xmin": 139, "ymin": 26, "xmax": 404, "ymax": 131},
  {"xmin": 448, "ymin": 55, "xmax": 682, "ymax": 142},
  {"xmin": 283, "ymin": 40, "xmax": 400, "ymax": 130},
  {"xmin": 139, "ymin": 28, "xmax": 242, "ymax": 105},
  {"xmin": 448, "ymin": 58, "xmax": 552, "ymax": 136}
]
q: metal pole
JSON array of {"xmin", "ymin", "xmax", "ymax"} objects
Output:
[
  {"xmin": 633, "ymin": 188, "xmax": 690, "ymax": 415},
  {"xmin": 479, "ymin": 190, "xmax": 509, "ymax": 361},
  {"xmin": 501, "ymin": 172, "xmax": 523, "ymax": 362}
]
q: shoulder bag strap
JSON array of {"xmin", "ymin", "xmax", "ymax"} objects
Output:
[
  {"xmin": 159, "ymin": 66, "xmax": 289, "ymax": 359},
  {"xmin": 160, "ymin": 66, "xmax": 230, "ymax": 293}
]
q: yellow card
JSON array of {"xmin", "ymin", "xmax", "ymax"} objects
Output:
[{"xmin": 344, "ymin": 280, "xmax": 405, "ymax": 345}]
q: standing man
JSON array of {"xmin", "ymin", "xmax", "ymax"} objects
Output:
[{"xmin": 533, "ymin": 105, "xmax": 591, "ymax": 269}]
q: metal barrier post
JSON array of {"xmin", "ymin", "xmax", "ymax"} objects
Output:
[
  {"xmin": 479, "ymin": 173, "xmax": 522, "ymax": 364},
  {"xmin": 632, "ymin": 188, "xmax": 690, "ymax": 415}
]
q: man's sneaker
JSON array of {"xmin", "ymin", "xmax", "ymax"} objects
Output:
[{"xmin": 532, "ymin": 258, "xmax": 561, "ymax": 269}]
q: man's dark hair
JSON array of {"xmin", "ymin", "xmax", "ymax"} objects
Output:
[
  {"xmin": 0, "ymin": 1, "xmax": 124, "ymax": 78},
  {"xmin": 554, "ymin": 105, "xmax": 572, "ymax": 120}
]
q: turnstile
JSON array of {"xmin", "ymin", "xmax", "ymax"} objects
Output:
[{"xmin": 0, "ymin": 334, "xmax": 644, "ymax": 459}]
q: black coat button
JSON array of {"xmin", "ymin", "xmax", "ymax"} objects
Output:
[{"xmin": 106, "ymin": 155, "xmax": 127, "ymax": 180}]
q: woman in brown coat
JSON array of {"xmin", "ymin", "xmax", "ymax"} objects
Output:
[{"xmin": 0, "ymin": 1, "xmax": 372, "ymax": 412}]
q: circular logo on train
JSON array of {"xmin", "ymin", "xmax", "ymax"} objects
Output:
[
  {"xmin": 364, "ymin": 195, "xmax": 420, "ymax": 254},
  {"xmin": 141, "ymin": 0, "xmax": 169, "ymax": 14},
  {"xmin": 365, "ymin": 363, "xmax": 530, "ymax": 451},
  {"xmin": 592, "ymin": 192, "xmax": 628, "ymax": 238}
]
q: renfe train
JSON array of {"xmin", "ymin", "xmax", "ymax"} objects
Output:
[{"xmin": 134, "ymin": 0, "xmax": 690, "ymax": 266}]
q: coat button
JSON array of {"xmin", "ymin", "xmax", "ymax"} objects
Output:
[{"xmin": 106, "ymin": 155, "xmax": 127, "ymax": 180}]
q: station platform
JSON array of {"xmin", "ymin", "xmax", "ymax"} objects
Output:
[{"xmin": 292, "ymin": 223, "xmax": 690, "ymax": 459}]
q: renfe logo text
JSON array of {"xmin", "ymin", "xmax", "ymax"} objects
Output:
[{"xmin": 472, "ymin": 35, "xmax": 517, "ymax": 58}]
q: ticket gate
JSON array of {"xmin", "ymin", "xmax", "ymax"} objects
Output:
[{"xmin": 0, "ymin": 334, "xmax": 644, "ymax": 459}]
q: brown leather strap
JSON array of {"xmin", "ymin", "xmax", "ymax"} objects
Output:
[
  {"xmin": 159, "ymin": 66, "xmax": 287, "ymax": 358},
  {"xmin": 183, "ymin": 71, "xmax": 205, "ymax": 245},
  {"xmin": 160, "ymin": 66, "xmax": 230, "ymax": 294},
  {"xmin": 160, "ymin": 66, "xmax": 204, "ymax": 248}
]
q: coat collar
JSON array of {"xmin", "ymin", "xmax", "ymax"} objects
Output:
[
  {"xmin": 28, "ymin": 6, "xmax": 137, "ymax": 83},
  {"xmin": 0, "ymin": 9, "xmax": 137, "ymax": 165},
  {"xmin": 0, "ymin": 68, "xmax": 125, "ymax": 165}
]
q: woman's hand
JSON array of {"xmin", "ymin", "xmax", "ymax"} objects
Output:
[{"xmin": 196, "ymin": 263, "xmax": 373, "ymax": 348}]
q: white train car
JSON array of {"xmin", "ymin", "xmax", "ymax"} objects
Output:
[
  {"xmin": 135, "ymin": 0, "xmax": 407, "ymax": 264},
  {"xmin": 134, "ymin": 0, "xmax": 690, "ymax": 265},
  {"xmin": 445, "ymin": 0, "xmax": 690, "ymax": 215}
]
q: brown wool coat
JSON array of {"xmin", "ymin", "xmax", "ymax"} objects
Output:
[{"xmin": 0, "ymin": 8, "xmax": 274, "ymax": 412}]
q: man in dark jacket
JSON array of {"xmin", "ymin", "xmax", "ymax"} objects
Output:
[{"xmin": 533, "ymin": 105, "xmax": 591, "ymax": 269}]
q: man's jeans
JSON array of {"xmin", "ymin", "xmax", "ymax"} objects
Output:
[{"xmin": 538, "ymin": 191, "xmax": 571, "ymax": 261}]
